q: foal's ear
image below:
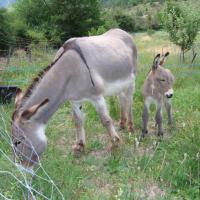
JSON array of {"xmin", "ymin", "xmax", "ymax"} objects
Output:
[
  {"xmin": 152, "ymin": 54, "xmax": 161, "ymax": 70},
  {"xmin": 15, "ymin": 88, "xmax": 24, "ymax": 107},
  {"xmin": 21, "ymin": 99, "xmax": 49, "ymax": 120},
  {"xmin": 159, "ymin": 52, "xmax": 170, "ymax": 65}
]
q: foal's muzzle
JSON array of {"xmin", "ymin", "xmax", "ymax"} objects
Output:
[
  {"xmin": 165, "ymin": 89, "xmax": 174, "ymax": 99},
  {"xmin": 166, "ymin": 94, "xmax": 173, "ymax": 98}
]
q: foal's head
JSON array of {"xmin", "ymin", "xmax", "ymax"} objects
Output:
[
  {"xmin": 149, "ymin": 52, "xmax": 175, "ymax": 98},
  {"xmin": 11, "ymin": 89, "xmax": 49, "ymax": 168}
]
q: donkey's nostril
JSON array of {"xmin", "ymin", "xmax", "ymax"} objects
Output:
[{"xmin": 14, "ymin": 141, "xmax": 21, "ymax": 146}]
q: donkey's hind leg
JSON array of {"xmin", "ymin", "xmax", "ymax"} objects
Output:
[
  {"xmin": 127, "ymin": 84, "xmax": 135, "ymax": 133},
  {"xmin": 119, "ymin": 83, "xmax": 135, "ymax": 132},
  {"xmin": 72, "ymin": 102, "xmax": 85, "ymax": 154},
  {"xmin": 92, "ymin": 96, "xmax": 121, "ymax": 146},
  {"xmin": 118, "ymin": 92, "xmax": 128, "ymax": 130}
]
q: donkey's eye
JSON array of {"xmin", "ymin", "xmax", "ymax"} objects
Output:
[{"xmin": 157, "ymin": 78, "xmax": 165, "ymax": 82}]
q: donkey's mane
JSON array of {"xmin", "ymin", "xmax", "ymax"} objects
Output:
[
  {"xmin": 17, "ymin": 41, "xmax": 74, "ymax": 111},
  {"xmin": 17, "ymin": 40, "xmax": 94, "ymax": 111},
  {"xmin": 22, "ymin": 64, "xmax": 52, "ymax": 102}
]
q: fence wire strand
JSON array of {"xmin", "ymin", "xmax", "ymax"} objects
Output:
[{"xmin": 0, "ymin": 106, "xmax": 65, "ymax": 200}]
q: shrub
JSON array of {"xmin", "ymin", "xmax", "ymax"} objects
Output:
[
  {"xmin": 0, "ymin": 9, "xmax": 12, "ymax": 52},
  {"xmin": 114, "ymin": 13, "xmax": 135, "ymax": 32},
  {"xmin": 88, "ymin": 26, "xmax": 107, "ymax": 36}
]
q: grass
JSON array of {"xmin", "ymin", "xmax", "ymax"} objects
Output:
[{"xmin": 0, "ymin": 31, "xmax": 200, "ymax": 199}]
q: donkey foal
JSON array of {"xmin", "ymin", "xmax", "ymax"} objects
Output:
[{"xmin": 141, "ymin": 52, "xmax": 175, "ymax": 137}]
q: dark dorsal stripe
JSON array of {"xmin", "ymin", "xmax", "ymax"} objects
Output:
[
  {"xmin": 67, "ymin": 42, "xmax": 95, "ymax": 86},
  {"xmin": 21, "ymin": 40, "xmax": 94, "ymax": 105}
]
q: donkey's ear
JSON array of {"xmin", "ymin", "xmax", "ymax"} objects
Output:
[
  {"xmin": 152, "ymin": 54, "xmax": 161, "ymax": 70},
  {"xmin": 15, "ymin": 88, "xmax": 24, "ymax": 107},
  {"xmin": 21, "ymin": 99, "xmax": 49, "ymax": 120},
  {"xmin": 159, "ymin": 52, "xmax": 170, "ymax": 65},
  {"xmin": 164, "ymin": 52, "xmax": 170, "ymax": 57}
]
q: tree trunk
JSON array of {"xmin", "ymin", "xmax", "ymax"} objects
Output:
[
  {"xmin": 182, "ymin": 50, "xmax": 185, "ymax": 63},
  {"xmin": 180, "ymin": 48, "xmax": 185, "ymax": 63}
]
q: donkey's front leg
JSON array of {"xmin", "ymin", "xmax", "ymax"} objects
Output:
[
  {"xmin": 92, "ymin": 96, "xmax": 121, "ymax": 146},
  {"xmin": 141, "ymin": 104, "xmax": 149, "ymax": 138},
  {"xmin": 164, "ymin": 98, "xmax": 173, "ymax": 125},
  {"xmin": 72, "ymin": 102, "xmax": 85, "ymax": 154},
  {"xmin": 155, "ymin": 104, "xmax": 163, "ymax": 136}
]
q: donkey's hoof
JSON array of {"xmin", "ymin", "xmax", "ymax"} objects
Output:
[
  {"xmin": 140, "ymin": 130, "xmax": 148, "ymax": 141},
  {"xmin": 112, "ymin": 136, "xmax": 122, "ymax": 147},
  {"xmin": 72, "ymin": 143, "xmax": 84, "ymax": 156},
  {"xmin": 141, "ymin": 130, "xmax": 148, "ymax": 137},
  {"xmin": 157, "ymin": 131, "xmax": 164, "ymax": 137},
  {"xmin": 168, "ymin": 121, "xmax": 173, "ymax": 126},
  {"xmin": 128, "ymin": 126, "xmax": 135, "ymax": 133},
  {"xmin": 119, "ymin": 121, "xmax": 126, "ymax": 129}
]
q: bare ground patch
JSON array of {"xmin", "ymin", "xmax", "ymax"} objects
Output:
[
  {"xmin": 141, "ymin": 35, "xmax": 152, "ymax": 41},
  {"xmin": 145, "ymin": 45, "xmax": 179, "ymax": 55},
  {"xmin": 134, "ymin": 181, "xmax": 165, "ymax": 200}
]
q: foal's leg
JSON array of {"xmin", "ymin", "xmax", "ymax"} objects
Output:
[
  {"xmin": 141, "ymin": 104, "xmax": 149, "ymax": 137},
  {"xmin": 141, "ymin": 97, "xmax": 151, "ymax": 137},
  {"xmin": 72, "ymin": 102, "xmax": 85, "ymax": 153},
  {"xmin": 164, "ymin": 98, "xmax": 173, "ymax": 125},
  {"xmin": 92, "ymin": 96, "xmax": 121, "ymax": 146},
  {"xmin": 155, "ymin": 102, "xmax": 163, "ymax": 136}
]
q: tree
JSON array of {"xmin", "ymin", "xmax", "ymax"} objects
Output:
[
  {"xmin": 14, "ymin": 0, "xmax": 101, "ymax": 45},
  {"xmin": 161, "ymin": 1, "xmax": 200, "ymax": 62},
  {"xmin": 114, "ymin": 12, "xmax": 135, "ymax": 32},
  {"xmin": 50, "ymin": 0, "xmax": 101, "ymax": 40},
  {"xmin": 0, "ymin": 9, "xmax": 13, "ymax": 52}
]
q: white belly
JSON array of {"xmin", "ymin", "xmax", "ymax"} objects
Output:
[{"xmin": 103, "ymin": 74, "xmax": 135, "ymax": 96}]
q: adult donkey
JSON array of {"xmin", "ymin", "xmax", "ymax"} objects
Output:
[{"xmin": 11, "ymin": 29, "xmax": 137, "ymax": 168}]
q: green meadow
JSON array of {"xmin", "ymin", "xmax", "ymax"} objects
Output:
[{"xmin": 0, "ymin": 31, "xmax": 200, "ymax": 199}]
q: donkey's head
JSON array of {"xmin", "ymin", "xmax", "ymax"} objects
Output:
[
  {"xmin": 11, "ymin": 89, "xmax": 49, "ymax": 168},
  {"xmin": 150, "ymin": 52, "xmax": 175, "ymax": 98}
]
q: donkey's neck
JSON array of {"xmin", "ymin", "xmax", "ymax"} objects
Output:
[{"xmin": 21, "ymin": 62, "xmax": 71, "ymax": 124}]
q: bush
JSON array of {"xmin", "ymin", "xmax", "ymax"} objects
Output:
[
  {"xmin": 135, "ymin": 16, "xmax": 147, "ymax": 31},
  {"xmin": 0, "ymin": 9, "xmax": 12, "ymax": 52},
  {"xmin": 114, "ymin": 13, "xmax": 135, "ymax": 32},
  {"xmin": 88, "ymin": 26, "xmax": 107, "ymax": 36},
  {"xmin": 14, "ymin": 0, "xmax": 102, "ymax": 45}
]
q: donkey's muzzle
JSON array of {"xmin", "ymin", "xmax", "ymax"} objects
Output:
[
  {"xmin": 165, "ymin": 89, "xmax": 174, "ymax": 99},
  {"xmin": 166, "ymin": 94, "xmax": 173, "ymax": 98}
]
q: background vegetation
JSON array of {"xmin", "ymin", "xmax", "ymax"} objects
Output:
[
  {"xmin": 0, "ymin": 0, "xmax": 199, "ymax": 52},
  {"xmin": 1, "ymin": 31, "xmax": 200, "ymax": 199},
  {"xmin": 0, "ymin": 0, "xmax": 200, "ymax": 199}
]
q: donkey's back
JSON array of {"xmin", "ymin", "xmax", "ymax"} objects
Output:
[
  {"xmin": 76, "ymin": 28, "xmax": 137, "ymax": 79},
  {"xmin": 54, "ymin": 29, "xmax": 137, "ymax": 97}
]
